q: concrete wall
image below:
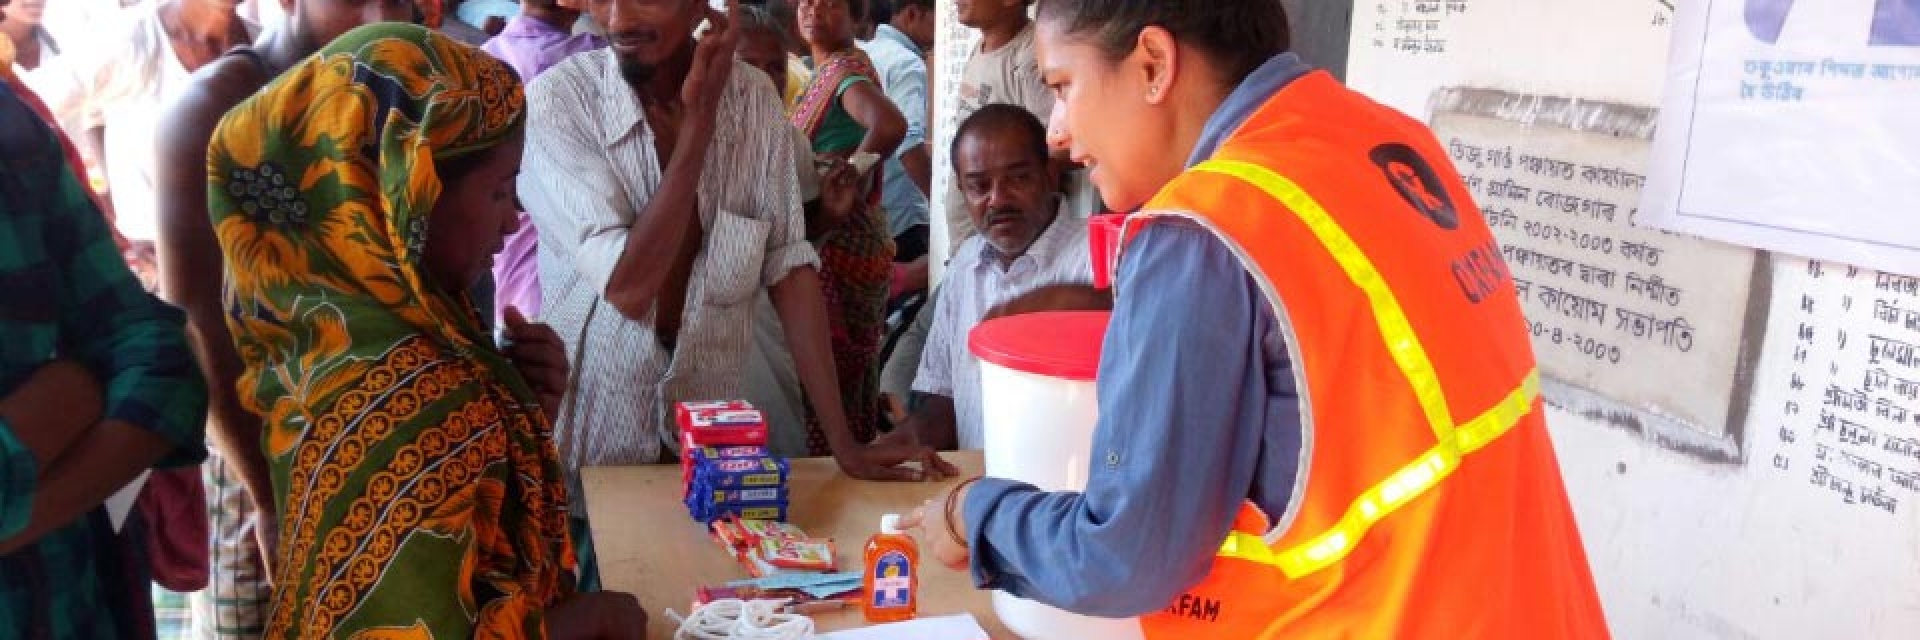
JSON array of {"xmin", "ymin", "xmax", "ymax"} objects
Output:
[
  {"xmin": 1549, "ymin": 251, "xmax": 1920, "ymax": 638},
  {"xmin": 1343, "ymin": 1, "xmax": 1920, "ymax": 637}
]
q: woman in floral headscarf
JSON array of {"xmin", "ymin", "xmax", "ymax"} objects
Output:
[{"xmin": 207, "ymin": 23, "xmax": 642, "ymax": 638}]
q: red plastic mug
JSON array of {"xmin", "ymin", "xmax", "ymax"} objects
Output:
[{"xmin": 1087, "ymin": 213, "xmax": 1127, "ymax": 290}]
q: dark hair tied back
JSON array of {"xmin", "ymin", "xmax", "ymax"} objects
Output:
[{"xmin": 1034, "ymin": 0, "xmax": 1291, "ymax": 86}]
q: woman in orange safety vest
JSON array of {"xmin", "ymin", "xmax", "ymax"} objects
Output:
[{"xmin": 900, "ymin": 0, "xmax": 1612, "ymax": 637}]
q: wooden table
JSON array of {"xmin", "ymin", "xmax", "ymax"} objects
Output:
[{"xmin": 583, "ymin": 451, "xmax": 1013, "ymax": 638}]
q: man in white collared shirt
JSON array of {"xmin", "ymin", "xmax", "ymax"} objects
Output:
[
  {"xmin": 899, "ymin": 105, "xmax": 1095, "ymax": 450},
  {"xmin": 520, "ymin": 0, "xmax": 950, "ymax": 494}
]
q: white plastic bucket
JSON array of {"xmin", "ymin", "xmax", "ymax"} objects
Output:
[{"xmin": 970, "ymin": 311, "xmax": 1143, "ymax": 640}]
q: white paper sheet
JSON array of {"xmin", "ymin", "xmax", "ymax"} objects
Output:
[
  {"xmin": 105, "ymin": 470, "xmax": 149, "ymax": 532},
  {"xmin": 814, "ymin": 614, "xmax": 991, "ymax": 640},
  {"xmin": 1641, "ymin": 0, "xmax": 1920, "ymax": 275}
]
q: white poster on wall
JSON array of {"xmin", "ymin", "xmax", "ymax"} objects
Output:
[
  {"xmin": 1346, "ymin": 0, "xmax": 1763, "ymax": 445},
  {"xmin": 1641, "ymin": 0, "xmax": 1920, "ymax": 277}
]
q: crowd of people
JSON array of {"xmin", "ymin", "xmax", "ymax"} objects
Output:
[
  {"xmin": 7, "ymin": 0, "xmax": 1613, "ymax": 633},
  {"xmin": 3, "ymin": 0, "xmax": 1104, "ymax": 637}
]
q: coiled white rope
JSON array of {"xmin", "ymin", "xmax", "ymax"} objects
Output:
[{"xmin": 665, "ymin": 598, "xmax": 818, "ymax": 640}]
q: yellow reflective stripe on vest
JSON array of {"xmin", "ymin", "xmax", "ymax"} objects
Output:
[
  {"xmin": 1189, "ymin": 159, "xmax": 1541, "ymax": 579},
  {"xmin": 1217, "ymin": 372, "xmax": 1540, "ymax": 578},
  {"xmin": 1191, "ymin": 160, "xmax": 1457, "ymax": 442}
]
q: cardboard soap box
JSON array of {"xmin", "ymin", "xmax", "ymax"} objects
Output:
[
  {"xmin": 676, "ymin": 401, "xmax": 769, "ymax": 493},
  {"xmin": 676, "ymin": 401, "xmax": 768, "ymax": 447}
]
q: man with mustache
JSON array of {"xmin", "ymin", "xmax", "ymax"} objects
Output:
[
  {"xmin": 941, "ymin": 0, "xmax": 1047, "ymax": 255},
  {"xmin": 891, "ymin": 104, "xmax": 1093, "ymax": 451},
  {"xmin": 519, "ymin": 0, "xmax": 954, "ymax": 585}
]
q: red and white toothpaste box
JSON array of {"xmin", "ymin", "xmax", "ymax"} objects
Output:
[
  {"xmin": 677, "ymin": 400, "xmax": 755, "ymax": 414},
  {"xmin": 676, "ymin": 400, "xmax": 769, "ymax": 493},
  {"xmin": 676, "ymin": 401, "xmax": 768, "ymax": 448}
]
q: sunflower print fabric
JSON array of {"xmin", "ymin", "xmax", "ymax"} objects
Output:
[{"xmin": 206, "ymin": 24, "xmax": 573, "ymax": 639}]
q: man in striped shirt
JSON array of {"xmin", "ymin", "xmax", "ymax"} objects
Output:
[{"xmin": 520, "ymin": 0, "xmax": 951, "ymax": 497}]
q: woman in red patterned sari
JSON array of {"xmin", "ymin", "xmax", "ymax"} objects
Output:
[{"xmin": 791, "ymin": 0, "xmax": 906, "ymax": 455}]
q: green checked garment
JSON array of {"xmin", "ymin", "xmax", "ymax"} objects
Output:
[{"xmin": 0, "ymin": 79, "xmax": 209, "ymax": 639}]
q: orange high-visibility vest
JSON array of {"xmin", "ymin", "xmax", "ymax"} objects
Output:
[{"xmin": 1120, "ymin": 71, "xmax": 1610, "ymax": 639}]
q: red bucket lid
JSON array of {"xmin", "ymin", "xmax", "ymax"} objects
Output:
[{"xmin": 968, "ymin": 311, "xmax": 1110, "ymax": 382}]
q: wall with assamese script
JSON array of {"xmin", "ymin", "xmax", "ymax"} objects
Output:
[{"xmin": 925, "ymin": 0, "xmax": 1920, "ymax": 636}]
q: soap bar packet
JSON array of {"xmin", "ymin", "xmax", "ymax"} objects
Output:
[
  {"xmin": 677, "ymin": 402, "xmax": 768, "ymax": 446},
  {"xmin": 698, "ymin": 501, "xmax": 789, "ymax": 523},
  {"xmin": 694, "ymin": 486, "xmax": 789, "ymax": 505},
  {"xmin": 692, "ymin": 456, "xmax": 790, "ymax": 488},
  {"xmin": 689, "ymin": 445, "xmax": 771, "ymax": 461}
]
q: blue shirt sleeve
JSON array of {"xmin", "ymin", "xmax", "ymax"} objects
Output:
[
  {"xmin": 962, "ymin": 220, "xmax": 1301, "ymax": 617},
  {"xmin": 886, "ymin": 59, "xmax": 927, "ymax": 154}
]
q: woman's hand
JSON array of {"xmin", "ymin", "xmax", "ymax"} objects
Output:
[
  {"xmin": 899, "ymin": 481, "xmax": 977, "ymax": 571},
  {"xmin": 833, "ymin": 436, "xmax": 959, "ymax": 483},
  {"xmin": 815, "ymin": 155, "xmax": 863, "ymax": 227},
  {"xmin": 681, "ymin": 0, "xmax": 741, "ymax": 138},
  {"xmin": 502, "ymin": 307, "xmax": 570, "ymax": 424}
]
